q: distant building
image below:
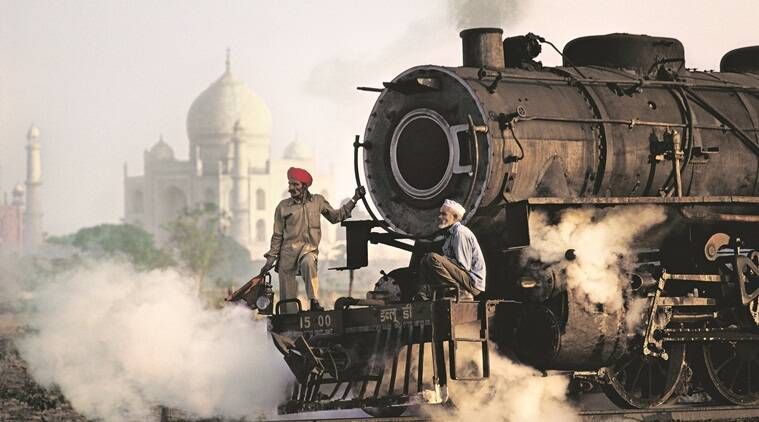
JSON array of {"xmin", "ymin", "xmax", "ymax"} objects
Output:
[
  {"xmin": 0, "ymin": 184, "xmax": 25, "ymax": 254},
  {"xmin": 123, "ymin": 52, "xmax": 335, "ymax": 257},
  {"xmin": 23, "ymin": 125, "xmax": 43, "ymax": 253},
  {"xmin": 0, "ymin": 124, "xmax": 44, "ymax": 255}
]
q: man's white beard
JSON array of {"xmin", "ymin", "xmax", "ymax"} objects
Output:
[{"xmin": 438, "ymin": 221, "xmax": 451, "ymax": 229}]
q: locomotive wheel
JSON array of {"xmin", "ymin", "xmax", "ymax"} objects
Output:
[
  {"xmin": 603, "ymin": 343, "xmax": 686, "ymax": 408},
  {"xmin": 701, "ymin": 341, "xmax": 759, "ymax": 404}
]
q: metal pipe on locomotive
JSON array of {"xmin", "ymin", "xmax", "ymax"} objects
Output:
[{"xmin": 263, "ymin": 27, "xmax": 759, "ymax": 414}]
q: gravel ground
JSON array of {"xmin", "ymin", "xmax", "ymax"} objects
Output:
[{"xmin": 0, "ymin": 336, "xmax": 87, "ymax": 422}]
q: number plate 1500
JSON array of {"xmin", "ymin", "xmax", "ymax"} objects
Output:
[{"xmin": 298, "ymin": 311, "xmax": 341, "ymax": 335}]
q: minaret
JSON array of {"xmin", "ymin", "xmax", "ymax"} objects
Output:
[
  {"xmin": 23, "ymin": 124, "xmax": 43, "ymax": 253},
  {"xmin": 225, "ymin": 47, "xmax": 231, "ymax": 75},
  {"xmin": 230, "ymin": 120, "xmax": 251, "ymax": 248}
]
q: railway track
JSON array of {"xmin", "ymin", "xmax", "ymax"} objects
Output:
[
  {"xmin": 278, "ymin": 404, "xmax": 759, "ymax": 422},
  {"xmin": 579, "ymin": 404, "xmax": 759, "ymax": 421}
]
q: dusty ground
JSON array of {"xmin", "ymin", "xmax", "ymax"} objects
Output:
[{"xmin": 0, "ymin": 325, "xmax": 87, "ymax": 422}]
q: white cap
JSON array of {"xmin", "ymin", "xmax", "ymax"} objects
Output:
[{"xmin": 442, "ymin": 199, "xmax": 465, "ymax": 220}]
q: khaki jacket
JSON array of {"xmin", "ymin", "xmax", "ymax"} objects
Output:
[{"xmin": 265, "ymin": 192, "xmax": 355, "ymax": 272}]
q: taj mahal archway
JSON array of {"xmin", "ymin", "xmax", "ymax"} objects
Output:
[{"xmin": 160, "ymin": 186, "xmax": 187, "ymax": 224}]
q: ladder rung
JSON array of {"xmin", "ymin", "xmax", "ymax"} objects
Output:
[{"xmin": 453, "ymin": 337, "xmax": 487, "ymax": 342}]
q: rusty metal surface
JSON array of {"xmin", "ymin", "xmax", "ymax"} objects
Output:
[
  {"xmin": 291, "ymin": 29, "xmax": 759, "ymax": 416},
  {"xmin": 562, "ymin": 34, "xmax": 685, "ymax": 76},
  {"xmin": 460, "ymin": 28, "xmax": 505, "ymax": 69},
  {"xmin": 514, "ymin": 288, "xmax": 626, "ymax": 369},
  {"xmin": 657, "ymin": 296, "xmax": 717, "ymax": 305},
  {"xmin": 552, "ymin": 290, "xmax": 626, "ymax": 369},
  {"xmin": 722, "ymin": 46, "xmax": 759, "ymax": 73},
  {"xmin": 361, "ymin": 46, "xmax": 759, "ymax": 237},
  {"xmin": 662, "ymin": 273, "xmax": 723, "ymax": 283},
  {"xmin": 527, "ymin": 195, "xmax": 759, "ymax": 205}
]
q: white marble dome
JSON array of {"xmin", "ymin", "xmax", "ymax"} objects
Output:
[
  {"xmin": 283, "ymin": 139, "xmax": 313, "ymax": 160},
  {"xmin": 186, "ymin": 55, "xmax": 272, "ymax": 146},
  {"xmin": 148, "ymin": 135, "xmax": 174, "ymax": 161}
]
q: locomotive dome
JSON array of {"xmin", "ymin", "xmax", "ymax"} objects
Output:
[{"xmin": 186, "ymin": 53, "xmax": 272, "ymax": 146}]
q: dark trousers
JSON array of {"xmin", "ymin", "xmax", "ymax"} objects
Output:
[{"xmin": 419, "ymin": 252, "xmax": 479, "ymax": 296}]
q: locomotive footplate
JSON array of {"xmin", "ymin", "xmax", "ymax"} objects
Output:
[{"xmin": 269, "ymin": 298, "xmax": 500, "ymax": 414}]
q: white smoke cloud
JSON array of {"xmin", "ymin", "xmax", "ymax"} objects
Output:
[
  {"xmin": 0, "ymin": 255, "xmax": 23, "ymax": 305},
  {"xmin": 625, "ymin": 296, "xmax": 651, "ymax": 333},
  {"xmin": 447, "ymin": 0, "xmax": 525, "ymax": 30},
  {"xmin": 427, "ymin": 349, "xmax": 578, "ymax": 422},
  {"xmin": 525, "ymin": 206, "xmax": 667, "ymax": 312},
  {"xmin": 16, "ymin": 261, "xmax": 291, "ymax": 421}
]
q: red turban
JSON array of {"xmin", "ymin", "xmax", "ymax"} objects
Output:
[{"xmin": 287, "ymin": 167, "xmax": 313, "ymax": 186}]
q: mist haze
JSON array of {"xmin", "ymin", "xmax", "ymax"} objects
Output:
[
  {"xmin": 2, "ymin": 0, "xmax": 757, "ymax": 235},
  {"xmin": 17, "ymin": 261, "xmax": 291, "ymax": 421}
]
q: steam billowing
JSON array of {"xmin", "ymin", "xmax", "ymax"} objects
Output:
[
  {"xmin": 441, "ymin": 206, "xmax": 667, "ymax": 422},
  {"xmin": 525, "ymin": 205, "xmax": 667, "ymax": 312},
  {"xmin": 429, "ymin": 351, "xmax": 579, "ymax": 422},
  {"xmin": 16, "ymin": 261, "xmax": 290, "ymax": 421},
  {"xmin": 447, "ymin": 0, "xmax": 525, "ymax": 30},
  {"xmin": 7, "ymin": 205, "xmax": 667, "ymax": 420}
]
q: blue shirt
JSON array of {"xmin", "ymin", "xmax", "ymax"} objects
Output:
[{"xmin": 442, "ymin": 222, "xmax": 487, "ymax": 291}]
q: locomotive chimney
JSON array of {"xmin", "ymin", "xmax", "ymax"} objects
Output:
[{"xmin": 460, "ymin": 27, "xmax": 505, "ymax": 69}]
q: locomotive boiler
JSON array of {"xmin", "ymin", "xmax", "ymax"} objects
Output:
[{"xmin": 264, "ymin": 28, "xmax": 759, "ymax": 414}]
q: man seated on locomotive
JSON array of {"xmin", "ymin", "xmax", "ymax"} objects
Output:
[
  {"xmin": 260, "ymin": 167, "xmax": 366, "ymax": 313},
  {"xmin": 418, "ymin": 199, "xmax": 486, "ymax": 300}
]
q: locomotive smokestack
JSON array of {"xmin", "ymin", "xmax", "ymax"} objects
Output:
[{"xmin": 460, "ymin": 27, "xmax": 505, "ymax": 69}]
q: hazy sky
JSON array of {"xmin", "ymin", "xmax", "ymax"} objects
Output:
[{"xmin": 1, "ymin": 0, "xmax": 757, "ymax": 235}]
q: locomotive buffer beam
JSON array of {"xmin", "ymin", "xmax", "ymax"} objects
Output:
[{"xmin": 271, "ymin": 300, "xmax": 500, "ymax": 414}]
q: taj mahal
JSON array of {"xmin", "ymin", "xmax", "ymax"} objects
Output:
[{"xmin": 123, "ymin": 52, "xmax": 336, "ymax": 256}]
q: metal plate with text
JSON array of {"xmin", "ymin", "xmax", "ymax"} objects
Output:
[{"xmin": 298, "ymin": 311, "xmax": 342, "ymax": 335}]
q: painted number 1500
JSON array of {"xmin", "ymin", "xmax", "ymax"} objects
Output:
[{"xmin": 299, "ymin": 313, "xmax": 332, "ymax": 330}]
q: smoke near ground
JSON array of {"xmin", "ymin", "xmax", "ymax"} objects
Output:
[
  {"xmin": 525, "ymin": 206, "xmax": 667, "ymax": 312},
  {"xmin": 15, "ymin": 261, "xmax": 291, "ymax": 421},
  {"xmin": 428, "ymin": 206, "xmax": 666, "ymax": 421},
  {"xmin": 427, "ymin": 350, "xmax": 578, "ymax": 422}
]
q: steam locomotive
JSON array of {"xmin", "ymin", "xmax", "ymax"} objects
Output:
[{"xmin": 263, "ymin": 28, "xmax": 759, "ymax": 414}]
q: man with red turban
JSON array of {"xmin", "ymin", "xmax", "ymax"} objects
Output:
[{"xmin": 261, "ymin": 167, "xmax": 366, "ymax": 312}]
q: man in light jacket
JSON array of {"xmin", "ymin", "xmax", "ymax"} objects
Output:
[
  {"xmin": 261, "ymin": 167, "xmax": 365, "ymax": 313},
  {"xmin": 419, "ymin": 199, "xmax": 486, "ymax": 300}
]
